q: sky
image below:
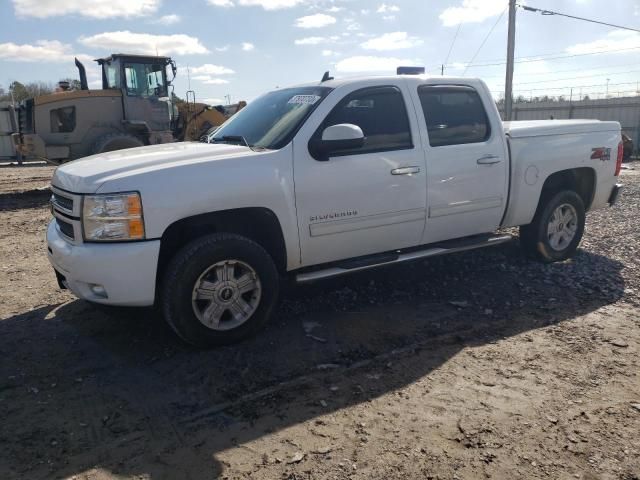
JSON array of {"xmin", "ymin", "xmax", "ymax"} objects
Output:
[{"xmin": 0, "ymin": 0, "xmax": 639, "ymax": 105}]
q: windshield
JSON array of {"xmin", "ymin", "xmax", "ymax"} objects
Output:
[
  {"xmin": 124, "ymin": 62, "xmax": 167, "ymax": 97},
  {"xmin": 210, "ymin": 86, "xmax": 332, "ymax": 150}
]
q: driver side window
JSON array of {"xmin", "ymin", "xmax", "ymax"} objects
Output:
[{"xmin": 317, "ymin": 86, "xmax": 413, "ymax": 156}]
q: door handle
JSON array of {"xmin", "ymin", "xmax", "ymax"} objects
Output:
[
  {"xmin": 476, "ymin": 154, "xmax": 501, "ymax": 165},
  {"xmin": 391, "ymin": 166, "xmax": 421, "ymax": 175}
]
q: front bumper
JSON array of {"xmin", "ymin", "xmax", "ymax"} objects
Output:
[
  {"xmin": 46, "ymin": 220, "xmax": 160, "ymax": 306},
  {"xmin": 609, "ymin": 183, "xmax": 623, "ymax": 206}
]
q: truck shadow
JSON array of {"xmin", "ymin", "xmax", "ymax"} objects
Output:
[
  {"xmin": 0, "ymin": 189, "xmax": 51, "ymax": 212},
  {"xmin": 0, "ymin": 243, "xmax": 626, "ymax": 479}
]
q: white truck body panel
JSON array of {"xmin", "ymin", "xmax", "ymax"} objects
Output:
[
  {"xmin": 47, "ymin": 74, "xmax": 622, "ymax": 307},
  {"xmin": 502, "ymin": 120, "xmax": 621, "ymax": 227},
  {"xmin": 52, "ymin": 142, "xmax": 303, "ymax": 270},
  {"xmin": 292, "ymin": 78, "xmax": 427, "ymax": 266}
]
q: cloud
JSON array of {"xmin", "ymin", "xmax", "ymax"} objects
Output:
[
  {"xmin": 215, "ymin": 45, "xmax": 230, "ymax": 52},
  {"xmin": 153, "ymin": 14, "xmax": 181, "ymax": 25},
  {"xmin": 361, "ymin": 32, "xmax": 423, "ymax": 51},
  {"xmin": 203, "ymin": 78, "xmax": 230, "ymax": 85},
  {"xmin": 191, "ymin": 64, "xmax": 235, "ymax": 75},
  {"xmin": 79, "ymin": 31, "xmax": 209, "ymax": 55},
  {"xmin": 439, "ymin": 0, "xmax": 506, "ymax": 27},
  {"xmin": 241, "ymin": 42, "xmax": 255, "ymax": 51},
  {"xmin": 0, "ymin": 40, "xmax": 91, "ymax": 63},
  {"xmin": 12, "ymin": 0, "xmax": 160, "ymax": 18},
  {"xmin": 208, "ymin": 0, "xmax": 307, "ymax": 9},
  {"xmin": 202, "ymin": 98, "xmax": 225, "ymax": 104},
  {"xmin": 322, "ymin": 49, "xmax": 339, "ymax": 57},
  {"xmin": 295, "ymin": 36, "xmax": 330, "ymax": 45},
  {"xmin": 327, "ymin": 6, "xmax": 343, "ymax": 12},
  {"xmin": 335, "ymin": 55, "xmax": 419, "ymax": 73},
  {"xmin": 377, "ymin": 3, "xmax": 399, "ymax": 13},
  {"xmin": 566, "ymin": 31, "xmax": 640, "ymax": 55},
  {"xmin": 345, "ymin": 21, "xmax": 361, "ymax": 31},
  {"xmin": 382, "ymin": 15, "xmax": 396, "ymax": 21},
  {"xmin": 295, "ymin": 13, "xmax": 336, "ymax": 28}
]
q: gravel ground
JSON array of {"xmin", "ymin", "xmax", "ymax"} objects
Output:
[{"xmin": 0, "ymin": 166, "xmax": 638, "ymax": 480}]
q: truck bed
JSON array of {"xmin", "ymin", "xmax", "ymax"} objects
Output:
[{"xmin": 504, "ymin": 119, "xmax": 620, "ymax": 138}]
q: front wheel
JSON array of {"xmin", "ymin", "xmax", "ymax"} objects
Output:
[
  {"xmin": 161, "ymin": 233, "xmax": 280, "ymax": 347},
  {"xmin": 520, "ymin": 190, "xmax": 586, "ymax": 263}
]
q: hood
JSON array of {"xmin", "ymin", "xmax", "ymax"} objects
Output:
[{"xmin": 51, "ymin": 142, "xmax": 256, "ymax": 193}]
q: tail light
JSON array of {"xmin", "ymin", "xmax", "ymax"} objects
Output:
[{"xmin": 615, "ymin": 140, "xmax": 623, "ymax": 176}]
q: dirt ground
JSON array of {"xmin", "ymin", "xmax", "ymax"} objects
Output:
[{"xmin": 0, "ymin": 164, "xmax": 639, "ymax": 480}]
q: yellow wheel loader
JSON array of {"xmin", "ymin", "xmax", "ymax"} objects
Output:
[{"xmin": 2, "ymin": 54, "xmax": 244, "ymax": 164}]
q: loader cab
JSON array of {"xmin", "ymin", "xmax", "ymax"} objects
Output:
[
  {"xmin": 97, "ymin": 54, "xmax": 175, "ymax": 98},
  {"xmin": 96, "ymin": 54, "xmax": 177, "ymax": 136}
]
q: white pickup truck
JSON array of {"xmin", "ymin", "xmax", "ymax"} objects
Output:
[{"xmin": 47, "ymin": 73, "xmax": 623, "ymax": 346}]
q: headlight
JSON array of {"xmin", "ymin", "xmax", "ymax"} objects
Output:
[{"xmin": 82, "ymin": 192, "xmax": 145, "ymax": 242}]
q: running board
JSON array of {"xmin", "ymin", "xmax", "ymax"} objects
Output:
[{"xmin": 295, "ymin": 234, "xmax": 513, "ymax": 284}]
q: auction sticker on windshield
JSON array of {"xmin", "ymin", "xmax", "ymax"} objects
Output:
[{"xmin": 288, "ymin": 95, "xmax": 321, "ymax": 105}]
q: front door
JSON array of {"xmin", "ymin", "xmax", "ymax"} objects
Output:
[
  {"xmin": 293, "ymin": 83, "xmax": 427, "ymax": 267},
  {"xmin": 411, "ymin": 84, "xmax": 509, "ymax": 244}
]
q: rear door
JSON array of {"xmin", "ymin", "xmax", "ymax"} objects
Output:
[
  {"xmin": 293, "ymin": 82, "xmax": 427, "ymax": 266},
  {"xmin": 411, "ymin": 84, "xmax": 509, "ymax": 244}
]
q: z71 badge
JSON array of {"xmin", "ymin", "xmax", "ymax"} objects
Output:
[{"xmin": 591, "ymin": 147, "xmax": 611, "ymax": 161}]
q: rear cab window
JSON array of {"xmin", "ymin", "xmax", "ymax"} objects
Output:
[{"xmin": 418, "ymin": 85, "xmax": 491, "ymax": 147}]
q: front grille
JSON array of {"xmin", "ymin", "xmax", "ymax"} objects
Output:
[
  {"xmin": 56, "ymin": 217, "xmax": 75, "ymax": 240},
  {"xmin": 52, "ymin": 192, "xmax": 73, "ymax": 212}
]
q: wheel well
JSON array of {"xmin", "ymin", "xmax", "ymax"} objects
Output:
[
  {"xmin": 156, "ymin": 208, "xmax": 288, "ymax": 285},
  {"xmin": 539, "ymin": 167, "xmax": 595, "ymax": 210}
]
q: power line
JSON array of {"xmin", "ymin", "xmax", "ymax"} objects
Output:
[
  {"xmin": 463, "ymin": 46, "xmax": 640, "ymax": 69},
  {"xmin": 463, "ymin": 7, "xmax": 508, "ymax": 75},
  {"xmin": 443, "ymin": 22, "xmax": 462, "ymax": 71},
  {"xmin": 511, "ymin": 81, "xmax": 638, "ymax": 93},
  {"xmin": 478, "ymin": 62, "xmax": 640, "ymax": 79},
  {"xmin": 495, "ymin": 69, "xmax": 640, "ymax": 86},
  {"xmin": 519, "ymin": 4, "xmax": 640, "ymax": 33},
  {"xmin": 429, "ymin": 46, "xmax": 640, "ymax": 72}
]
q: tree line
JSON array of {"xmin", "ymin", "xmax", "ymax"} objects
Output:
[
  {"xmin": 0, "ymin": 79, "xmax": 83, "ymax": 103},
  {"xmin": 1, "ymin": 80, "xmax": 186, "ymax": 104}
]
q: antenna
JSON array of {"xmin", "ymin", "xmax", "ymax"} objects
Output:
[
  {"xmin": 321, "ymin": 71, "xmax": 334, "ymax": 82},
  {"xmin": 187, "ymin": 66, "xmax": 191, "ymax": 91}
]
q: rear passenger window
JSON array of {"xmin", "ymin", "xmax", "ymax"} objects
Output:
[
  {"xmin": 418, "ymin": 86, "xmax": 490, "ymax": 147},
  {"xmin": 319, "ymin": 86, "xmax": 412, "ymax": 155}
]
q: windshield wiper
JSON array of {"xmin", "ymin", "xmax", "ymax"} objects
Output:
[{"xmin": 211, "ymin": 135, "xmax": 259, "ymax": 151}]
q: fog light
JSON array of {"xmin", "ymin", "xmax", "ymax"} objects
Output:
[{"xmin": 90, "ymin": 284, "xmax": 108, "ymax": 298}]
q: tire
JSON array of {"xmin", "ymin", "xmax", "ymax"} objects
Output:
[
  {"xmin": 91, "ymin": 133, "xmax": 144, "ymax": 154},
  {"xmin": 519, "ymin": 190, "xmax": 585, "ymax": 263},
  {"xmin": 161, "ymin": 233, "xmax": 280, "ymax": 347}
]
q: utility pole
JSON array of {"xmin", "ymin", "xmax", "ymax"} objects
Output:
[
  {"xmin": 441, "ymin": 64, "xmax": 444, "ymax": 76},
  {"xmin": 504, "ymin": 0, "xmax": 517, "ymax": 121}
]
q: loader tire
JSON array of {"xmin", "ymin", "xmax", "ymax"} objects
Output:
[{"xmin": 91, "ymin": 133, "xmax": 144, "ymax": 154}]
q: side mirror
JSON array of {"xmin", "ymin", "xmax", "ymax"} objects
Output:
[{"xmin": 309, "ymin": 123, "xmax": 364, "ymax": 161}]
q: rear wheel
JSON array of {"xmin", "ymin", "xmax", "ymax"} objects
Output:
[
  {"xmin": 161, "ymin": 233, "xmax": 279, "ymax": 347},
  {"xmin": 520, "ymin": 190, "xmax": 585, "ymax": 263},
  {"xmin": 91, "ymin": 133, "xmax": 144, "ymax": 154}
]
